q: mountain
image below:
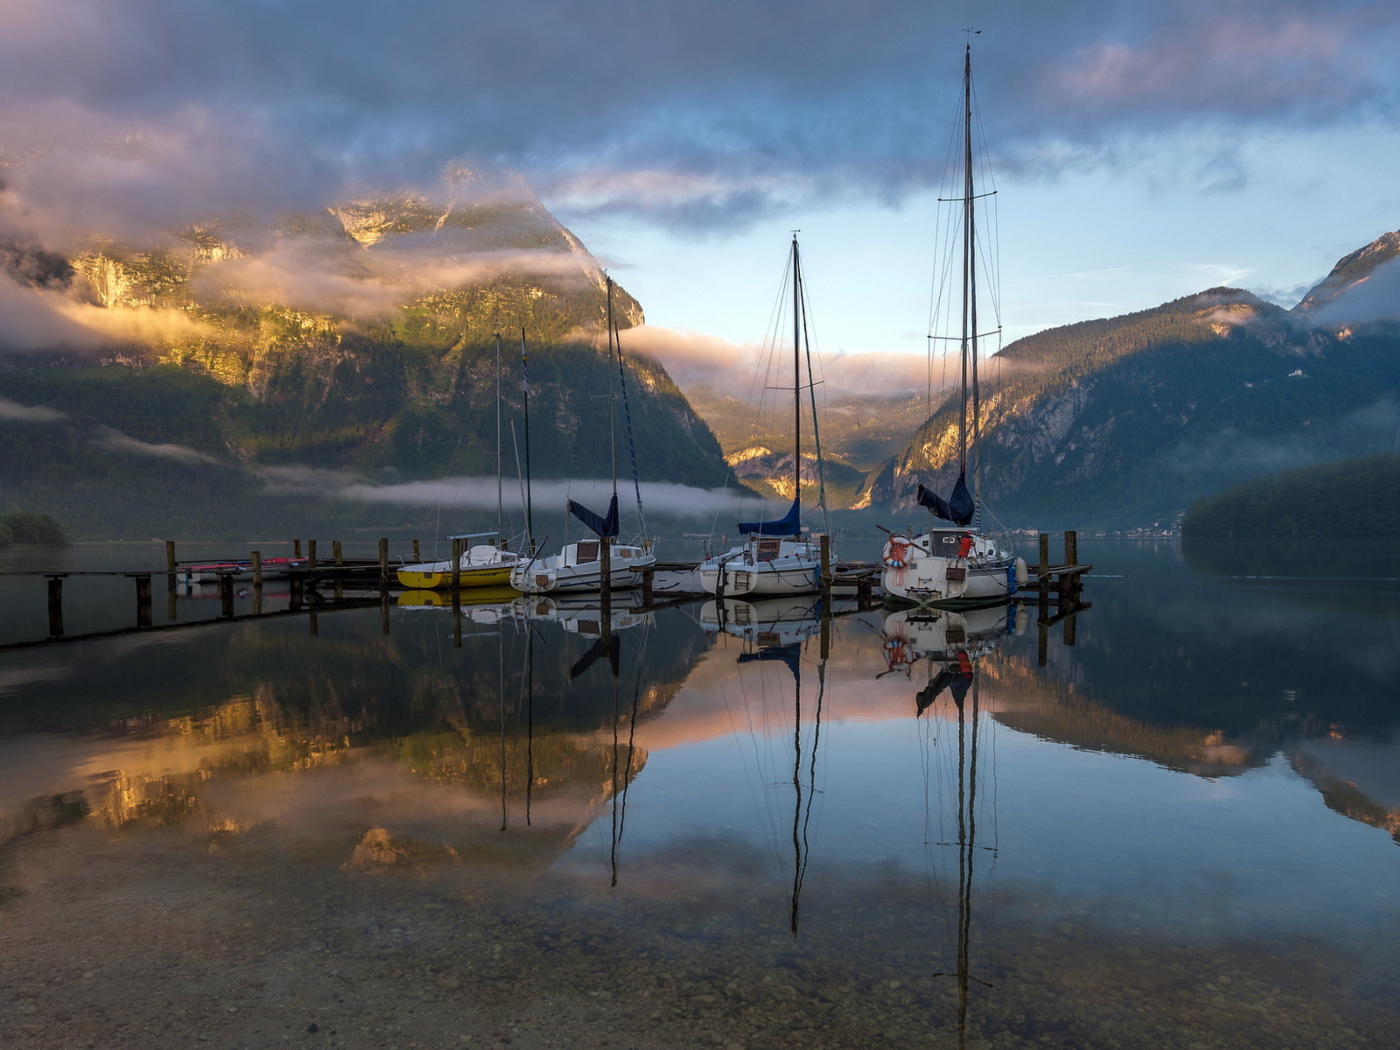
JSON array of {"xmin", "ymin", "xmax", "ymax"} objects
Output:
[
  {"xmin": 1181, "ymin": 453, "xmax": 1400, "ymax": 538},
  {"xmin": 863, "ymin": 229, "xmax": 1400, "ymax": 528},
  {"xmin": 0, "ymin": 177, "xmax": 733, "ymax": 538}
]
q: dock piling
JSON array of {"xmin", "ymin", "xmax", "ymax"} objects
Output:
[
  {"xmin": 413, "ymin": 539, "xmax": 422, "ymax": 561},
  {"xmin": 294, "ymin": 539, "xmax": 302, "ymax": 558},
  {"xmin": 451, "ymin": 538, "xmax": 463, "ymax": 597},
  {"xmin": 251, "ymin": 551, "xmax": 262, "ymax": 588},
  {"xmin": 46, "ymin": 575, "xmax": 64, "ymax": 638},
  {"xmin": 333, "ymin": 540, "xmax": 343, "ymax": 567},
  {"xmin": 165, "ymin": 540, "xmax": 177, "ymax": 597},
  {"xmin": 640, "ymin": 567, "xmax": 654, "ymax": 607},
  {"xmin": 218, "ymin": 574, "xmax": 234, "ymax": 618},
  {"xmin": 1038, "ymin": 533, "xmax": 1049, "ymax": 582},
  {"xmin": 819, "ymin": 533, "xmax": 832, "ymax": 601},
  {"xmin": 308, "ymin": 540, "xmax": 317, "ymax": 571},
  {"xmin": 378, "ymin": 538, "xmax": 389, "ymax": 589}
]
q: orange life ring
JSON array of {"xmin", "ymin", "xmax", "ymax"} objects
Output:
[{"xmin": 883, "ymin": 538, "xmax": 914, "ymax": 569}]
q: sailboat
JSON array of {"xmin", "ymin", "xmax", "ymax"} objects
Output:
[
  {"xmin": 397, "ymin": 333, "xmax": 523, "ymax": 589},
  {"xmin": 699, "ymin": 235, "xmax": 828, "ymax": 598},
  {"xmin": 510, "ymin": 277, "xmax": 656, "ymax": 594},
  {"xmin": 881, "ymin": 44, "xmax": 1025, "ymax": 607}
]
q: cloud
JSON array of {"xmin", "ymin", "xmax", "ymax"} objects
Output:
[
  {"xmin": 0, "ymin": 396, "xmax": 64, "ymax": 422},
  {"xmin": 94, "ymin": 426, "xmax": 220, "ymax": 464},
  {"xmin": 198, "ymin": 238, "xmax": 595, "ymax": 320},
  {"xmin": 0, "ymin": 1, "xmax": 1394, "ymax": 234},
  {"xmin": 623, "ymin": 324, "xmax": 937, "ymax": 397},
  {"xmin": 256, "ymin": 466, "xmax": 787, "ymax": 520},
  {"xmin": 1310, "ymin": 256, "xmax": 1400, "ymax": 325}
]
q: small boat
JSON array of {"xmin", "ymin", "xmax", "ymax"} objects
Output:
[
  {"xmin": 700, "ymin": 235, "xmax": 828, "ymax": 598},
  {"xmin": 396, "ymin": 533, "xmax": 521, "ymax": 590},
  {"xmin": 881, "ymin": 44, "xmax": 1025, "ymax": 607},
  {"xmin": 510, "ymin": 534, "xmax": 652, "ymax": 594},
  {"xmin": 511, "ymin": 278, "xmax": 656, "ymax": 595},
  {"xmin": 177, "ymin": 557, "xmax": 305, "ymax": 585}
]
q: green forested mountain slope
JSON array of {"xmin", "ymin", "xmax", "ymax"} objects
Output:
[{"xmin": 1182, "ymin": 454, "xmax": 1400, "ymax": 538}]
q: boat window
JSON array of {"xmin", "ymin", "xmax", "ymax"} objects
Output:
[
  {"xmin": 577, "ymin": 541, "xmax": 600, "ymax": 563},
  {"xmin": 757, "ymin": 539, "xmax": 781, "ymax": 562}
]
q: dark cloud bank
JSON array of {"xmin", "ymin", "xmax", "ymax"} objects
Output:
[{"xmin": 0, "ymin": 0, "xmax": 1396, "ymax": 240}]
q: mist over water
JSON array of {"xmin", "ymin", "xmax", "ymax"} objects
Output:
[{"xmin": 0, "ymin": 539, "xmax": 1397, "ymax": 1049}]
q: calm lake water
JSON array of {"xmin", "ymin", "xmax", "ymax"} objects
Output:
[{"xmin": 1, "ymin": 539, "xmax": 1397, "ymax": 1050}]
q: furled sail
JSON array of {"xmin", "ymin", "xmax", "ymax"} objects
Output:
[
  {"xmin": 567, "ymin": 493, "xmax": 620, "ymax": 538},
  {"xmin": 738, "ymin": 496, "xmax": 802, "ymax": 536},
  {"xmin": 917, "ymin": 471, "xmax": 975, "ymax": 526}
]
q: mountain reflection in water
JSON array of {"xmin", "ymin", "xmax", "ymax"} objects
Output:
[{"xmin": 0, "ymin": 539, "xmax": 1397, "ymax": 1050}]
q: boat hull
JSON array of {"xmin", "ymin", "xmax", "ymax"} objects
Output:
[
  {"xmin": 396, "ymin": 565, "xmax": 515, "ymax": 590},
  {"xmin": 510, "ymin": 554, "xmax": 655, "ymax": 595}
]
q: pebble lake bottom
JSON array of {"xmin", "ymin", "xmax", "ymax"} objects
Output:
[{"xmin": 0, "ymin": 539, "xmax": 1397, "ymax": 1050}]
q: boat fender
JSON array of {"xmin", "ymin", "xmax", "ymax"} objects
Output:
[
  {"xmin": 882, "ymin": 538, "xmax": 913, "ymax": 569},
  {"xmin": 1014, "ymin": 557, "xmax": 1029, "ymax": 586}
]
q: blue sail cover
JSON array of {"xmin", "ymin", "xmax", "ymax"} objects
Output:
[
  {"xmin": 737, "ymin": 642, "xmax": 801, "ymax": 680},
  {"xmin": 738, "ymin": 496, "xmax": 802, "ymax": 536},
  {"xmin": 916, "ymin": 471, "xmax": 975, "ymax": 526},
  {"xmin": 567, "ymin": 493, "xmax": 620, "ymax": 538}
]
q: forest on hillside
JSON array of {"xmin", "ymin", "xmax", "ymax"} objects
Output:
[{"xmin": 1182, "ymin": 453, "xmax": 1400, "ymax": 537}]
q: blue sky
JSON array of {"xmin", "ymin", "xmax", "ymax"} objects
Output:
[{"xmin": 1, "ymin": 0, "xmax": 1397, "ymax": 362}]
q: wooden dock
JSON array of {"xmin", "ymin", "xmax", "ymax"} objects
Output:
[{"xmin": 0, "ymin": 530, "xmax": 1092, "ymax": 651}]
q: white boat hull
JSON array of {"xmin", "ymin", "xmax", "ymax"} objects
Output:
[
  {"xmin": 509, "ymin": 541, "xmax": 655, "ymax": 595},
  {"xmin": 881, "ymin": 529, "xmax": 1020, "ymax": 606},
  {"xmin": 698, "ymin": 537, "xmax": 825, "ymax": 597}
]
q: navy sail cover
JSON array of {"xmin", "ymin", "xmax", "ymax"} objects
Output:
[
  {"xmin": 738, "ymin": 496, "xmax": 801, "ymax": 536},
  {"xmin": 567, "ymin": 493, "xmax": 620, "ymax": 538},
  {"xmin": 917, "ymin": 471, "xmax": 975, "ymax": 526}
]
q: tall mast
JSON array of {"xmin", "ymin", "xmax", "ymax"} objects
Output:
[
  {"xmin": 959, "ymin": 43, "xmax": 974, "ymax": 479},
  {"xmin": 520, "ymin": 327, "xmax": 535, "ymax": 553},
  {"xmin": 606, "ymin": 277, "xmax": 619, "ymax": 498},
  {"xmin": 792, "ymin": 234, "xmax": 802, "ymax": 508},
  {"xmin": 495, "ymin": 332, "xmax": 504, "ymax": 544},
  {"xmin": 967, "ymin": 44, "xmax": 982, "ymax": 503}
]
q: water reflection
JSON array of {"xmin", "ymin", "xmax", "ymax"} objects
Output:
[{"xmin": 1, "ymin": 546, "xmax": 1398, "ymax": 1049}]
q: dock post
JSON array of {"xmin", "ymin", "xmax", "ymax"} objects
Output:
[
  {"xmin": 640, "ymin": 567, "xmax": 654, "ymax": 608},
  {"xmin": 819, "ymin": 533, "xmax": 832, "ymax": 601},
  {"xmin": 1038, "ymin": 532, "xmax": 1049, "ymax": 583},
  {"xmin": 332, "ymin": 540, "xmax": 343, "ymax": 567},
  {"xmin": 1064, "ymin": 529, "xmax": 1078, "ymax": 570},
  {"xmin": 308, "ymin": 539, "xmax": 317, "ymax": 571},
  {"xmin": 135, "ymin": 574, "xmax": 152, "ymax": 629},
  {"xmin": 218, "ymin": 573, "xmax": 234, "ymax": 618},
  {"xmin": 294, "ymin": 539, "xmax": 302, "ymax": 558},
  {"xmin": 165, "ymin": 540, "xmax": 177, "ymax": 596},
  {"xmin": 251, "ymin": 551, "xmax": 262, "ymax": 588},
  {"xmin": 378, "ymin": 538, "xmax": 389, "ymax": 589},
  {"xmin": 46, "ymin": 575, "xmax": 64, "ymax": 638},
  {"xmin": 451, "ymin": 538, "xmax": 463, "ymax": 596},
  {"xmin": 289, "ymin": 573, "xmax": 303, "ymax": 613},
  {"xmin": 413, "ymin": 539, "xmax": 422, "ymax": 561}
]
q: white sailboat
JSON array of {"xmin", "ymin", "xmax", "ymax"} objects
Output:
[
  {"xmin": 882, "ymin": 43, "xmax": 1025, "ymax": 607},
  {"xmin": 511, "ymin": 277, "xmax": 656, "ymax": 594},
  {"xmin": 699, "ymin": 235, "xmax": 827, "ymax": 598}
]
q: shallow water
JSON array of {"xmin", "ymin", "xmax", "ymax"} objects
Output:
[{"xmin": 0, "ymin": 539, "xmax": 1397, "ymax": 1050}]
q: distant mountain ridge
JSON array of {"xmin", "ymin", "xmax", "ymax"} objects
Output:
[{"xmin": 863, "ymin": 229, "xmax": 1400, "ymax": 528}]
